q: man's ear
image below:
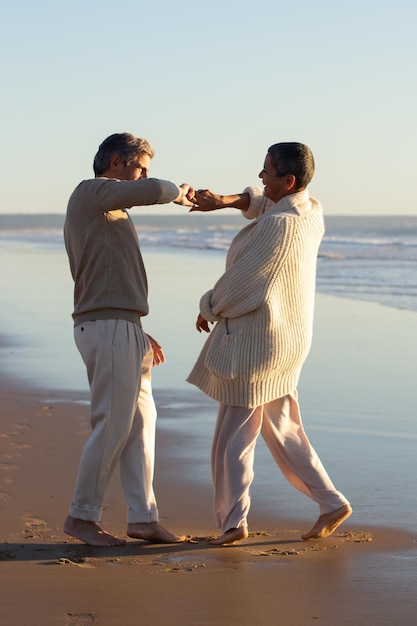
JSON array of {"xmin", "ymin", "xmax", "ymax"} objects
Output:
[
  {"xmin": 286, "ymin": 174, "xmax": 296, "ymax": 191},
  {"xmin": 109, "ymin": 153, "xmax": 122, "ymax": 169}
]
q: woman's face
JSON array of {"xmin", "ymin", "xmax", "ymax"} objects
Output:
[{"xmin": 259, "ymin": 153, "xmax": 293, "ymax": 203}]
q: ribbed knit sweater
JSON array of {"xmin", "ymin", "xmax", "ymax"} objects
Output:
[
  {"xmin": 64, "ymin": 176, "xmax": 180, "ymax": 326},
  {"xmin": 187, "ymin": 186, "xmax": 324, "ymax": 408}
]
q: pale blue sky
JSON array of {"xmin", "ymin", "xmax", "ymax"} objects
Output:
[{"xmin": 1, "ymin": 0, "xmax": 416, "ymax": 215}]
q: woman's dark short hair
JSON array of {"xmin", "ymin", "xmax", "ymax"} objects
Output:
[
  {"xmin": 267, "ymin": 142, "xmax": 315, "ymax": 190},
  {"xmin": 93, "ymin": 133, "xmax": 154, "ymax": 176}
]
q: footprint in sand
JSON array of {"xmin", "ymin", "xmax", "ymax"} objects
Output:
[
  {"xmin": 66, "ymin": 613, "xmax": 97, "ymax": 625},
  {"xmin": 0, "ymin": 462, "xmax": 19, "ymax": 471},
  {"xmin": 9, "ymin": 442, "xmax": 32, "ymax": 450},
  {"xmin": 58, "ymin": 557, "xmax": 96, "ymax": 569},
  {"xmin": 3, "ymin": 451, "xmax": 22, "ymax": 460},
  {"xmin": 22, "ymin": 514, "xmax": 50, "ymax": 538},
  {"xmin": 8, "ymin": 423, "xmax": 31, "ymax": 437},
  {"xmin": 337, "ymin": 531, "xmax": 373, "ymax": 543}
]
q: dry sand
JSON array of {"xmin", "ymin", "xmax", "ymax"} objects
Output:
[{"xmin": 1, "ymin": 375, "xmax": 416, "ymax": 626}]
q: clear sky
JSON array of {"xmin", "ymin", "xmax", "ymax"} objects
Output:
[{"xmin": 1, "ymin": 0, "xmax": 416, "ymax": 215}]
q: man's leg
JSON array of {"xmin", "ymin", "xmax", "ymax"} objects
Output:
[
  {"xmin": 122, "ymin": 333, "xmax": 184, "ymax": 543},
  {"xmin": 64, "ymin": 319, "xmax": 145, "ymax": 546},
  {"xmin": 210, "ymin": 403, "xmax": 263, "ymax": 545},
  {"xmin": 261, "ymin": 392, "xmax": 351, "ymax": 540}
]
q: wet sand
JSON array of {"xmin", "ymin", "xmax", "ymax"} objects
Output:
[{"xmin": 1, "ymin": 372, "xmax": 416, "ymax": 625}]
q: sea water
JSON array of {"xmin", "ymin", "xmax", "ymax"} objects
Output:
[{"xmin": 2, "ymin": 213, "xmax": 417, "ymax": 311}]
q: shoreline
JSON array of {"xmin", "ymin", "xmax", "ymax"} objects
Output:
[{"xmin": 3, "ymin": 285, "xmax": 417, "ymax": 392}]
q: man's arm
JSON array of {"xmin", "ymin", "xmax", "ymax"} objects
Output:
[
  {"xmin": 87, "ymin": 178, "xmax": 194, "ymax": 212},
  {"xmin": 190, "ymin": 189, "xmax": 250, "ymax": 212}
]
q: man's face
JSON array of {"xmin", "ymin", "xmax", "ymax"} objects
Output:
[
  {"xmin": 119, "ymin": 154, "xmax": 151, "ymax": 181},
  {"xmin": 259, "ymin": 153, "xmax": 292, "ymax": 203}
]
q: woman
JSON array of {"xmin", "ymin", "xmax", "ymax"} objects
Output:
[{"xmin": 187, "ymin": 142, "xmax": 351, "ymax": 545}]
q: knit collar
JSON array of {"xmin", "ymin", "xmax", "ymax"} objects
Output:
[{"xmin": 268, "ymin": 189, "xmax": 317, "ymax": 216}]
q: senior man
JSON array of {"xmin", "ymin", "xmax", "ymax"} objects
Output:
[{"xmin": 64, "ymin": 132, "xmax": 193, "ymax": 546}]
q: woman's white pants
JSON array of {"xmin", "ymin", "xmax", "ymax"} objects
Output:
[{"xmin": 212, "ymin": 392, "xmax": 350, "ymax": 532}]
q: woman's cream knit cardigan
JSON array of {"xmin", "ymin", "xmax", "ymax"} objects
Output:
[{"xmin": 187, "ymin": 186, "xmax": 324, "ymax": 408}]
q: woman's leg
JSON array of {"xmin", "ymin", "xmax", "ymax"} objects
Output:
[
  {"xmin": 261, "ymin": 392, "xmax": 351, "ymax": 538},
  {"xmin": 211, "ymin": 403, "xmax": 263, "ymax": 536}
]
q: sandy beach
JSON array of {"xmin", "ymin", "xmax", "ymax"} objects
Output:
[{"xmin": 1, "ymin": 292, "xmax": 417, "ymax": 625}]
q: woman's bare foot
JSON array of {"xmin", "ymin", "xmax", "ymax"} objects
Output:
[
  {"xmin": 64, "ymin": 516, "xmax": 126, "ymax": 547},
  {"xmin": 209, "ymin": 526, "xmax": 249, "ymax": 546},
  {"xmin": 127, "ymin": 522, "xmax": 185, "ymax": 543},
  {"xmin": 301, "ymin": 504, "xmax": 352, "ymax": 541}
]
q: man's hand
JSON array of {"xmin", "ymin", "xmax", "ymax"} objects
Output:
[
  {"xmin": 196, "ymin": 313, "xmax": 212, "ymax": 333},
  {"xmin": 190, "ymin": 189, "xmax": 223, "ymax": 212},
  {"xmin": 174, "ymin": 184, "xmax": 195, "ymax": 207},
  {"xmin": 146, "ymin": 333, "xmax": 166, "ymax": 366}
]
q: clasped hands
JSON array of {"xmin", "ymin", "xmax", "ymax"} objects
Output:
[{"xmin": 174, "ymin": 185, "xmax": 221, "ymax": 212}]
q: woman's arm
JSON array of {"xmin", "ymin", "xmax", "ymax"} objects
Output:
[{"xmin": 190, "ymin": 189, "xmax": 250, "ymax": 212}]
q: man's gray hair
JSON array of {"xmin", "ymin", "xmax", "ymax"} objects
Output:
[{"xmin": 93, "ymin": 133, "xmax": 154, "ymax": 176}]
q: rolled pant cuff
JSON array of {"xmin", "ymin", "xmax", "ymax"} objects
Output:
[
  {"xmin": 319, "ymin": 498, "xmax": 351, "ymax": 516},
  {"xmin": 69, "ymin": 504, "xmax": 102, "ymax": 522},
  {"xmin": 127, "ymin": 509, "xmax": 159, "ymax": 524}
]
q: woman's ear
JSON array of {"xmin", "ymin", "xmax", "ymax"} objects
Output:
[{"xmin": 286, "ymin": 174, "xmax": 297, "ymax": 191}]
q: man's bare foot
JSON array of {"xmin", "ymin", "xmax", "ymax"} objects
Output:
[
  {"xmin": 209, "ymin": 526, "xmax": 249, "ymax": 546},
  {"xmin": 127, "ymin": 522, "xmax": 185, "ymax": 543},
  {"xmin": 301, "ymin": 504, "xmax": 352, "ymax": 541},
  {"xmin": 64, "ymin": 516, "xmax": 126, "ymax": 547}
]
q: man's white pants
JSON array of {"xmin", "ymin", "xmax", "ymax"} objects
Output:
[
  {"xmin": 69, "ymin": 319, "xmax": 159, "ymax": 524},
  {"xmin": 212, "ymin": 392, "xmax": 350, "ymax": 532}
]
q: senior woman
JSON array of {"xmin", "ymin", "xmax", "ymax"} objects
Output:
[{"xmin": 187, "ymin": 142, "xmax": 351, "ymax": 545}]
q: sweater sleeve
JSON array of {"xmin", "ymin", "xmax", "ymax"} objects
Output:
[
  {"xmin": 241, "ymin": 186, "xmax": 274, "ymax": 220},
  {"xmin": 200, "ymin": 216, "xmax": 294, "ymax": 321},
  {"xmin": 79, "ymin": 178, "xmax": 180, "ymax": 213}
]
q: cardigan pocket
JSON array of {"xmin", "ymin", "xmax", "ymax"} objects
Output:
[{"xmin": 204, "ymin": 326, "xmax": 241, "ymax": 380}]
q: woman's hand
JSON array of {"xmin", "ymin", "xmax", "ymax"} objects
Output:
[
  {"xmin": 196, "ymin": 313, "xmax": 212, "ymax": 333},
  {"xmin": 190, "ymin": 190, "xmax": 249, "ymax": 212},
  {"xmin": 190, "ymin": 189, "xmax": 223, "ymax": 212}
]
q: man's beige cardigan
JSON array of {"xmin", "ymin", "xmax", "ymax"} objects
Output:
[{"xmin": 187, "ymin": 187, "xmax": 324, "ymax": 408}]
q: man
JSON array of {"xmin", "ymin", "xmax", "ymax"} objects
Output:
[
  {"xmin": 188, "ymin": 142, "xmax": 352, "ymax": 545},
  {"xmin": 64, "ymin": 132, "xmax": 193, "ymax": 546}
]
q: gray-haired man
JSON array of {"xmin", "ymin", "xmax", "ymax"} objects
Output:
[{"xmin": 64, "ymin": 133, "xmax": 193, "ymax": 546}]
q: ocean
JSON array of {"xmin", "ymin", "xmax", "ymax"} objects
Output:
[{"xmin": 2, "ymin": 212, "xmax": 417, "ymax": 312}]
